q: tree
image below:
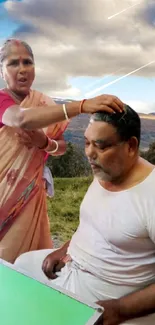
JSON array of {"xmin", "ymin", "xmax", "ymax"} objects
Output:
[
  {"xmin": 46, "ymin": 142, "xmax": 91, "ymax": 177},
  {"xmin": 140, "ymin": 142, "xmax": 155, "ymax": 164}
]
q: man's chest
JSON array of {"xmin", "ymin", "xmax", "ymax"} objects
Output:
[{"xmin": 78, "ymin": 189, "xmax": 152, "ymax": 255}]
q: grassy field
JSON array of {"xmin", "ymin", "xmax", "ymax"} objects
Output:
[{"xmin": 47, "ymin": 177, "xmax": 92, "ymax": 244}]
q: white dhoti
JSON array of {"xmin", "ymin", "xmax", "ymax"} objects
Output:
[{"xmin": 14, "ymin": 249, "xmax": 155, "ymax": 325}]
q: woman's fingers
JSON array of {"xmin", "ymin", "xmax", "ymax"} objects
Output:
[
  {"xmin": 101, "ymin": 96, "xmax": 123, "ymax": 113},
  {"xmin": 114, "ymin": 97, "xmax": 124, "ymax": 111},
  {"xmin": 15, "ymin": 132, "xmax": 33, "ymax": 148},
  {"xmin": 100, "ymin": 105, "xmax": 116, "ymax": 114},
  {"xmin": 83, "ymin": 94, "xmax": 124, "ymax": 114},
  {"xmin": 109, "ymin": 100, "xmax": 123, "ymax": 113}
]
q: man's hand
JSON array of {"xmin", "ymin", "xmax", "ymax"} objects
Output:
[
  {"xmin": 42, "ymin": 249, "xmax": 65, "ymax": 279},
  {"xmin": 95, "ymin": 299, "xmax": 125, "ymax": 325},
  {"xmin": 42, "ymin": 241, "xmax": 70, "ymax": 279},
  {"xmin": 16, "ymin": 129, "xmax": 47, "ymax": 149}
]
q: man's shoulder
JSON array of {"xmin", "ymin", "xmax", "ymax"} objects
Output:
[
  {"xmin": 137, "ymin": 159, "xmax": 155, "ymax": 184},
  {"xmin": 139, "ymin": 166, "xmax": 155, "ymax": 201}
]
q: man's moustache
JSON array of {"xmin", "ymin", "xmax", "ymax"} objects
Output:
[{"xmin": 89, "ymin": 160, "xmax": 101, "ymax": 167}]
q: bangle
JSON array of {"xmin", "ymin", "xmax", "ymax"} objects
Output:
[
  {"xmin": 46, "ymin": 139, "xmax": 59, "ymax": 154},
  {"xmin": 79, "ymin": 99, "xmax": 86, "ymax": 114},
  {"xmin": 62, "ymin": 103, "xmax": 69, "ymax": 121}
]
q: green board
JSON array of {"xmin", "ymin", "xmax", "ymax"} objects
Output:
[{"xmin": 0, "ymin": 259, "xmax": 103, "ymax": 325}]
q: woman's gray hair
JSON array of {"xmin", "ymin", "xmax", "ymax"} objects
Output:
[{"xmin": 0, "ymin": 38, "xmax": 34, "ymax": 67}]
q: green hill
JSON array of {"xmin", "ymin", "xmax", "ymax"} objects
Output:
[{"xmin": 48, "ymin": 177, "xmax": 92, "ymax": 244}]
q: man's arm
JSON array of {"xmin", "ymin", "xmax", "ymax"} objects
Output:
[
  {"xmin": 118, "ymin": 283, "xmax": 155, "ymax": 319},
  {"xmin": 97, "ymin": 283, "xmax": 155, "ymax": 325}
]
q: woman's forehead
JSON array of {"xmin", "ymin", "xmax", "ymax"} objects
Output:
[
  {"xmin": 5, "ymin": 44, "xmax": 32, "ymax": 59},
  {"xmin": 5, "ymin": 46, "xmax": 32, "ymax": 60}
]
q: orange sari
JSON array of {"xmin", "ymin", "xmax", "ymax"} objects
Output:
[{"xmin": 0, "ymin": 90, "xmax": 68, "ymax": 263}]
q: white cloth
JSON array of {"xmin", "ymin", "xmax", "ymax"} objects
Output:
[
  {"xmin": 15, "ymin": 249, "xmax": 155, "ymax": 325},
  {"xmin": 15, "ymin": 171, "xmax": 155, "ymax": 324},
  {"xmin": 43, "ymin": 166, "xmax": 54, "ymax": 197},
  {"xmin": 68, "ymin": 173, "xmax": 155, "ymax": 287},
  {"xmin": 15, "ymin": 249, "xmax": 137, "ymax": 301}
]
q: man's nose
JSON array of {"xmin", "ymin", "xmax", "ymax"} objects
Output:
[{"xmin": 85, "ymin": 144, "xmax": 97, "ymax": 160}]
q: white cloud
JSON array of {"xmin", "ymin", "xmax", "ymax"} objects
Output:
[
  {"xmin": 126, "ymin": 100, "xmax": 155, "ymax": 114},
  {"xmin": 85, "ymin": 61, "xmax": 155, "ymax": 97},
  {"xmin": 47, "ymin": 87, "xmax": 81, "ymax": 99},
  {"xmin": 2, "ymin": 0, "xmax": 155, "ymax": 99}
]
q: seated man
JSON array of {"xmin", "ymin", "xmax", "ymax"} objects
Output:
[{"xmin": 15, "ymin": 105, "xmax": 155, "ymax": 325}]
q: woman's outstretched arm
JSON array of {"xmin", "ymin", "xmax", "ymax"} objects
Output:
[{"xmin": 2, "ymin": 95, "xmax": 123, "ymax": 130}]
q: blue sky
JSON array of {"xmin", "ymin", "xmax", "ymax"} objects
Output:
[
  {"xmin": 0, "ymin": 0, "xmax": 21, "ymax": 39},
  {"xmin": 0, "ymin": 0, "xmax": 154, "ymax": 113},
  {"xmin": 69, "ymin": 75, "xmax": 155, "ymax": 104}
]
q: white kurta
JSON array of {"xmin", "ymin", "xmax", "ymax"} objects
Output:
[{"xmin": 15, "ymin": 171, "xmax": 155, "ymax": 324}]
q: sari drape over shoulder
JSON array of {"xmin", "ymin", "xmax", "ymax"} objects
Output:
[{"xmin": 0, "ymin": 89, "xmax": 68, "ymax": 263}]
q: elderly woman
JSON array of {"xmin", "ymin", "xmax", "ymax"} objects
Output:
[{"xmin": 0, "ymin": 38, "xmax": 123, "ymax": 263}]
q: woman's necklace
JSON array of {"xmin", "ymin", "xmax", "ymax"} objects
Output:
[{"xmin": 5, "ymin": 88, "xmax": 24, "ymax": 104}]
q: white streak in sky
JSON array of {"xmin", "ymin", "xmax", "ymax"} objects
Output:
[
  {"xmin": 108, "ymin": 2, "xmax": 141, "ymax": 20},
  {"xmin": 85, "ymin": 68, "xmax": 124, "ymax": 91},
  {"xmin": 85, "ymin": 61, "xmax": 155, "ymax": 97}
]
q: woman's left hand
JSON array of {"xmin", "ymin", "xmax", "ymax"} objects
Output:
[{"xmin": 15, "ymin": 129, "xmax": 47, "ymax": 149}]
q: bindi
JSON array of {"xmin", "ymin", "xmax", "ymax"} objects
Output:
[{"xmin": 13, "ymin": 40, "xmax": 21, "ymax": 46}]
